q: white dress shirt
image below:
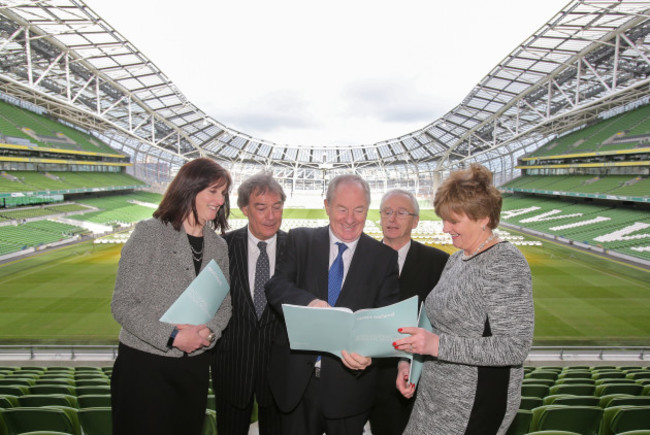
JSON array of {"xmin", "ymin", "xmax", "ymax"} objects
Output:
[
  {"xmin": 247, "ymin": 229, "xmax": 278, "ymax": 299},
  {"xmin": 328, "ymin": 227, "xmax": 360, "ymax": 289}
]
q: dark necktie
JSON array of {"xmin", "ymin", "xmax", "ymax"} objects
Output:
[
  {"xmin": 253, "ymin": 241, "xmax": 269, "ymax": 319},
  {"xmin": 328, "ymin": 242, "xmax": 348, "ymax": 307}
]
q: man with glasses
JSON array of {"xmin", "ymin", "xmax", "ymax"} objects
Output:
[
  {"xmin": 369, "ymin": 189, "xmax": 449, "ymax": 435},
  {"xmin": 265, "ymin": 174, "xmax": 400, "ymax": 435}
]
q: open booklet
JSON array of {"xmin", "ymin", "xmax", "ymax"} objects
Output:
[
  {"xmin": 159, "ymin": 259, "xmax": 230, "ymax": 324},
  {"xmin": 281, "ymin": 296, "xmax": 419, "ymax": 358}
]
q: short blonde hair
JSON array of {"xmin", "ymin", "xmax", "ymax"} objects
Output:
[{"xmin": 433, "ymin": 164, "xmax": 502, "ymax": 229}]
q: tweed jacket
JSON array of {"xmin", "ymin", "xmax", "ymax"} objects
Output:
[{"xmin": 112, "ymin": 217, "xmax": 232, "ymax": 358}]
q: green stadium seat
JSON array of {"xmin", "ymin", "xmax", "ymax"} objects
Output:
[
  {"xmin": 523, "ymin": 378, "xmax": 556, "ymax": 387},
  {"xmin": 549, "ymin": 384, "xmax": 597, "ymax": 396},
  {"xmin": 556, "ymin": 378, "xmax": 596, "ymax": 385},
  {"xmin": 28, "ymin": 385, "xmax": 75, "ymax": 396},
  {"xmin": 33, "ymin": 379, "xmax": 74, "ymax": 386},
  {"xmin": 559, "ymin": 371, "xmax": 593, "ymax": 380},
  {"xmin": 604, "ymin": 396, "xmax": 650, "ymax": 408},
  {"xmin": 72, "ymin": 380, "xmax": 108, "ymax": 388},
  {"xmin": 529, "ymin": 405, "xmax": 603, "ymax": 434},
  {"xmin": 544, "ymin": 395, "xmax": 576, "ymax": 405},
  {"xmin": 526, "ymin": 432, "xmax": 582, "ymax": 435},
  {"xmin": 628, "ymin": 373, "xmax": 650, "ymax": 381},
  {"xmin": 609, "ymin": 406, "xmax": 650, "ymax": 435},
  {"xmin": 73, "ymin": 386, "xmax": 109, "ymax": 396},
  {"xmin": 599, "ymin": 394, "xmax": 635, "ymax": 408},
  {"xmin": 0, "ymin": 379, "xmax": 34, "ymax": 387},
  {"xmin": 201, "ymin": 409, "xmax": 217, "ymax": 435},
  {"xmin": 506, "ymin": 409, "xmax": 533, "ymax": 435},
  {"xmin": 76, "ymin": 395, "xmax": 110, "ymax": 408},
  {"xmin": 522, "ymin": 384, "xmax": 551, "ymax": 399},
  {"xmin": 0, "ymin": 386, "xmax": 29, "ymax": 397},
  {"xmin": 17, "ymin": 394, "xmax": 78, "ymax": 408},
  {"xmin": 595, "ymin": 384, "xmax": 643, "ymax": 397},
  {"xmin": 528, "ymin": 371, "xmax": 559, "ymax": 381},
  {"xmin": 0, "ymin": 395, "xmax": 18, "ymax": 408},
  {"xmin": 552, "ymin": 396, "xmax": 600, "ymax": 407},
  {"xmin": 595, "ymin": 378, "xmax": 637, "ymax": 386},
  {"xmin": 593, "ymin": 371, "xmax": 626, "ymax": 380},
  {"xmin": 616, "ymin": 431, "xmax": 650, "ymax": 435},
  {"xmin": 77, "ymin": 407, "xmax": 111, "ymax": 435},
  {"xmin": 0, "ymin": 407, "xmax": 81, "ymax": 435},
  {"xmin": 520, "ymin": 396, "xmax": 544, "ymax": 410}
]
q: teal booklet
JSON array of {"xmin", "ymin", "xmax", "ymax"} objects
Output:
[
  {"xmin": 282, "ymin": 296, "xmax": 418, "ymax": 358},
  {"xmin": 159, "ymin": 259, "xmax": 230, "ymax": 324},
  {"xmin": 408, "ymin": 303, "xmax": 433, "ymax": 387}
]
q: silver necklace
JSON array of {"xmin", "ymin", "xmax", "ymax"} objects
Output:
[
  {"xmin": 462, "ymin": 233, "xmax": 498, "ymax": 261},
  {"xmin": 189, "ymin": 238, "xmax": 204, "ymax": 262}
]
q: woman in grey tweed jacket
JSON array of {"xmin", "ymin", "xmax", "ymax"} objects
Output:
[
  {"xmin": 111, "ymin": 158, "xmax": 233, "ymax": 435},
  {"xmin": 394, "ymin": 164, "xmax": 534, "ymax": 435}
]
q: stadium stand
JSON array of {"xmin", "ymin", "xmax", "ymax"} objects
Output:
[
  {"xmin": 0, "ymin": 100, "xmax": 115, "ymax": 154},
  {"xmin": 0, "ymin": 365, "xmax": 648, "ymax": 435}
]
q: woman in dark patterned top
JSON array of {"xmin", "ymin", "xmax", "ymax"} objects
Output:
[
  {"xmin": 394, "ymin": 164, "xmax": 534, "ymax": 435},
  {"xmin": 111, "ymin": 158, "xmax": 233, "ymax": 435}
]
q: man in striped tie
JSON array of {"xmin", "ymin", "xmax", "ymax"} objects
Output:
[
  {"xmin": 265, "ymin": 174, "xmax": 400, "ymax": 435},
  {"xmin": 212, "ymin": 172, "xmax": 287, "ymax": 435}
]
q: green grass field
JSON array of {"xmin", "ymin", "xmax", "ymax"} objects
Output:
[{"xmin": 0, "ymin": 213, "xmax": 648, "ymax": 346}]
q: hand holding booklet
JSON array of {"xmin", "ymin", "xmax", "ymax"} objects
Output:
[
  {"xmin": 159, "ymin": 259, "xmax": 229, "ymax": 324},
  {"xmin": 282, "ymin": 296, "xmax": 418, "ymax": 358}
]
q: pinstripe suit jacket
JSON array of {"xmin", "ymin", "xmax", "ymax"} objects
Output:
[{"xmin": 211, "ymin": 226, "xmax": 287, "ymax": 407}]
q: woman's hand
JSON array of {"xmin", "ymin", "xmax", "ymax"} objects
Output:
[
  {"xmin": 396, "ymin": 360, "xmax": 415, "ymax": 398},
  {"xmin": 393, "ymin": 327, "xmax": 440, "ymax": 357},
  {"xmin": 340, "ymin": 350, "xmax": 372, "ymax": 371},
  {"xmin": 173, "ymin": 324, "xmax": 210, "ymax": 353}
]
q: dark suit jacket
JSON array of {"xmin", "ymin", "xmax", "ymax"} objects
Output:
[
  {"xmin": 370, "ymin": 239, "xmax": 449, "ymax": 434},
  {"xmin": 264, "ymin": 226, "xmax": 400, "ymax": 419},
  {"xmin": 211, "ymin": 226, "xmax": 287, "ymax": 407},
  {"xmin": 399, "ymin": 240, "xmax": 449, "ymax": 306}
]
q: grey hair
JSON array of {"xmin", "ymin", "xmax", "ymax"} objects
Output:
[
  {"xmin": 237, "ymin": 172, "xmax": 286, "ymax": 209},
  {"xmin": 380, "ymin": 189, "xmax": 419, "ymax": 216},
  {"xmin": 326, "ymin": 174, "xmax": 371, "ymax": 205}
]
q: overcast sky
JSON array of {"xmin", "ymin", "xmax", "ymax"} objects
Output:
[{"xmin": 86, "ymin": 0, "xmax": 570, "ymax": 147}]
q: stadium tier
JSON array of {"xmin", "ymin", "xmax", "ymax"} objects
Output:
[
  {"xmin": 0, "ymin": 365, "xmax": 648, "ymax": 434},
  {"xmin": 529, "ymin": 104, "xmax": 650, "ymax": 158},
  {"xmin": 501, "ymin": 195, "xmax": 650, "ymax": 262},
  {"xmin": 0, "ymin": 100, "xmax": 115, "ymax": 155},
  {"xmin": 0, "ymin": 171, "xmax": 146, "ymax": 193}
]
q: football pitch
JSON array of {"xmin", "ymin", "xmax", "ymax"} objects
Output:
[{"xmin": 0, "ymin": 222, "xmax": 648, "ymax": 346}]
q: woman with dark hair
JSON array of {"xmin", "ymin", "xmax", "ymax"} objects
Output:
[
  {"xmin": 394, "ymin": 164, "xmax": 534, "ymax": 435},
  {"xmin": 111, "ymin": 158, "xmax": 233, "ymax": 435}
]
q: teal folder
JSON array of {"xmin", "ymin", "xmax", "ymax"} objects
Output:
[
  {"xmin": 160, "ymin": 259, "xmax": 230, "ymax": 324},
  {"xmin": 282, "ymin": 296, "xmax": 418, "ymax": 358},
  {"xmin": 408, "ymin": 303, "xmax": 433, "ymax": 386}
]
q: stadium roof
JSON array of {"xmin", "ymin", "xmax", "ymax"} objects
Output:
[{"xmin": 1, "ymin": 0, "xmax": 650, "ymax": 177}]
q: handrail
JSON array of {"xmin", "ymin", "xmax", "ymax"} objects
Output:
[{"xmin": 0, "ymin": 345, "xmax": 648, "ymax": 363}]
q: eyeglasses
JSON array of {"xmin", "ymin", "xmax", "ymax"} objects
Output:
[{"xmin": 380, "ymin": 208, "xmax": 417, "ymax": 219}]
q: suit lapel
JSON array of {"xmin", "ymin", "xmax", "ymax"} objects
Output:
[
  {"xmin": 315, "ymin": 227, "xmax": 330, "ymax": 302},
  {"xmin": 170, "ymin": 223, "xmax": 196, "ymax": 281},
  {"xmin": 234, "ymin": 228, "xmax": 255, "ymax": 312}
]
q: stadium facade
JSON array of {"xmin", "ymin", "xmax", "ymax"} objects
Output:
[{"xmin": 0, "ymin": 0, "xmax": 649, "ymax": 197}]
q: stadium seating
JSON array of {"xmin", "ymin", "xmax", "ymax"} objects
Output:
[{"xmin": 528, "ymin": 405, "xmax": 603, "ymax": 434}]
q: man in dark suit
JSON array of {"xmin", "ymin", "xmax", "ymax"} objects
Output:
[
  {"xmin": 369, "ymin": 188, "xmax": 449, "ymax": 435},
  {"xmin": 265, "ymin": 174, "xmax": 400, "ymax": 435},
  {"xmin": 211, "ymin": 172, "xmax": 287, "ymax": 435}
]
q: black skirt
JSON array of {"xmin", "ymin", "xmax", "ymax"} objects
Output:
[{"xmin": 111, "ymin": 342, "xmax": 210, "ymax": 435}]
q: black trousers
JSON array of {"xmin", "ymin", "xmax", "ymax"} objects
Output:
[
  {"xmin": 368, "ymin": 363, "xmax": 415, "ymax": 435},
  {"xmin": 215, "ymin": 392, "xmax": 283, "ymax": 435},
  {"xmin": 111, "ymin": 343, "xmax": 210, "ymax": 435},
  {"xmin": 282, "ymin": 373, "xmax": 369, "ymax": 435}
]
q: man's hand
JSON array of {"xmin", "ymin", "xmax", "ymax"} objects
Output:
[{"xmin": 340, "ymin": 350, "xmax": 372, "ymax": 371}]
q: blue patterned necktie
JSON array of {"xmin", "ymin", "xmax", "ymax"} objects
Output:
[
  {"xmin": 253, "ymin": 241, "xmax": 269, "ymax": 319},
  {"xmin": 328, "ymin": 242, "xmax": 348, "ymax": 306}
]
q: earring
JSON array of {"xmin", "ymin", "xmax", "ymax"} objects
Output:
[{"xmin": 482, "ymin": 226, "xmax": 486, "ymax": 231}]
